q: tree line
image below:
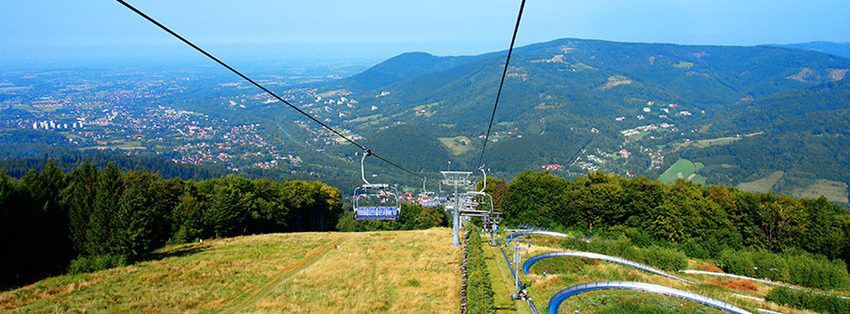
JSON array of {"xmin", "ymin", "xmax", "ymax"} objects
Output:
[
  {"xmin": 501, "ymin": 171, "xmax": 850, "ymax": 267},
  {"xmin": 0, "ymin": 161, "xmax": 344, "ymax": 287}
]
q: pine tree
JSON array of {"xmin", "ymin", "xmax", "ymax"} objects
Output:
[
  {"xmin": 86, "ymin": 163, "xmax": 123, "ymax": 256},
  {"xmin": 62, "ymin": 162, "xmax": 98, "ymax": 255}
]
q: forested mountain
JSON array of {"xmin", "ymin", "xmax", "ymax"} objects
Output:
[
  {"xmin": 314, "ymin": 38, "xmax": 849, "ymax": 202},
  {"xmin": 328, "ymin": 52, "xmax": 485, "ymax": 91}
]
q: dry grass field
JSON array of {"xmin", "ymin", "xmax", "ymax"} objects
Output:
[{"xmin": 0, "ymin": 228, "xmax": 459, "ymax": 313}]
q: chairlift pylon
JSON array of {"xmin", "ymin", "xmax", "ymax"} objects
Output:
[{"xmin": 353, "ymin": 151, "xmax": 400, "ymax": 220}]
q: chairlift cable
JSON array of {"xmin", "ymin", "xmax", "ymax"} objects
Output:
[
  {"xmin": 477, "ymin": 0, "xmax": 527, "ymax": 168},
  {"xmin": 116, "ymin": 0, "xmax": 422, "ymax": 179}
]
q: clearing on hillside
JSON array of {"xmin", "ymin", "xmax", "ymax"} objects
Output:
[
  {"xmin": 658, "ymin": 159, "xmax": 707, "ymax": 185},
  {"xmin": 439, "ymin": 136, "xmax": 473, "ymax": 156},
  {"xmin": 737, "ymin": 171, "xmax": 785, "ymax": 194},
  {"xmin": 792, "ymin": 179, "xmax": 849, "ymax": 204},
  {"xmin": 0, "ymin": 228, "xmax": 459, "ymax": 313},
  {"xmin": 684, "ymin": 132, "xmax": 763, "ymax": 149}
]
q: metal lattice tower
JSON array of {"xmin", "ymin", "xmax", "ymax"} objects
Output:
[{"xmin": 441, "ymin": 171, "xmax": 472, "ymax": 246}]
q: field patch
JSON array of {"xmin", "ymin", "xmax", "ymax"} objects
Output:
[
  {"xmin": 598, "ymin": 75, "xmax": 633, "ymax": 91},
  {"xmin": 346, "ymin": 113, "xmax": 384, "ymax": 125},
  {"xmin": 792, "ymin": 179, "xmax": 849, "ymax": 204},
  {"xmin": 439, "ymin": 136, "xmax": 473, "ymax": 156},
  {"xmin": 829, "ymin": 69, "xmax": 848, "ymax": 81},
  {"xmin": 737, "ymin": 171, "xmax": 785, "ymax": 194},
  {"xmin": 787, "ymin": 68, "xmax": 814, "ymax": 82},
  {"xmin": 684, "ymin": 132, "xmax": 763, "ymax": 149},
  {"xmin": 674, "ymin": 61, "xmax": 695, "ymax": 69},
  {"xmin": 316, "ymin": 89, "xmax": 347, "ymax": 98},
  {"xmin": 658, "ymin": 159, "xmax": 707, "ymax": 185}
]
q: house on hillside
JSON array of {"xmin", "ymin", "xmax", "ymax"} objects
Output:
[{"xmin": 541, "ymin": 164, "xmax": 563, "ymax": 171}]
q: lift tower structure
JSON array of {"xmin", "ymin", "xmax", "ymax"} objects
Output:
[{"xmin": 441, "ymin": 171, "xmax": 472, "ymax": 246}]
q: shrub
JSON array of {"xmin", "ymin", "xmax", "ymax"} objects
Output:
[
  {"xmin": 717, "ymin": 249, "xmax": 849, "ymax": 290},
  {"xmin": 562, "ymin": 236, "xmax": 687, "ymax": 271},
  {"xmin": 642, "ymin": 246, "xmax": 688, "ymax": 271},
  {"xmin": 766, "ymin": 287, "xmax": 850, "ymax": 314},
  {"xmin": 68, "ymin": 255, "xmax": 127, "ymax": 274},
  {"xmin": 680, "ymin": 240, "xmax": 711, "ymax": 259}
]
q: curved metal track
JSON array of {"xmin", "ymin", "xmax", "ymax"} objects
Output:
[
  {"xmin": 547, "ymin": 281, "xmax": 751, "ymax": 314},
  {"xmin": 522, "ymin": 251, "xmax": 691, "ymax": 283},
  {"xmin": 505, "ymin": 230, "xmax": 570, "ymax": 245}
]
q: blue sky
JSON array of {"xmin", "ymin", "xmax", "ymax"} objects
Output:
[{"xmin": 2, "ymin": 0, "xmax": 849, "ymax": 64}]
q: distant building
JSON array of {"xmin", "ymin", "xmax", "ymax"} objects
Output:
[{"xmin": 541, "ymin": 164, "xmax": 563, "ymax": 171}]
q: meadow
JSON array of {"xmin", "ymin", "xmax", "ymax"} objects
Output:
[
  {"xmin": 658, "ymin": 159, "xmax": 706, "ymax": 185},
  {"xmin": 0, "ymin": 228, "xmax": 459, "ymax": 313},
  {"xmin": 737, "ymin": 171, "xmax": 785, "ymax": 193}
]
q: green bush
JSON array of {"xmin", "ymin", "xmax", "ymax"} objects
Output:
[
  {"xmin": 766, "ymin": 287, "xmax": 850, "ymax": 314},
  {"xmin": 68, "ymin": 254, "xmax": 127, "ymax": 274},
  {"xmin": 680, "ymin": 240, "xmax": 711, "ymax": 259},
  {"xmin": 717, "ymin": 249, "xmax": 849, "ymax": 290},
  {"xmin": 642, "ymin": 246, "xmax": 688, "ymax": 271},
  {"xmin": 562, "ymin": 236, "xmax": 687, "ymax": 271},
  {"xmin": 785, "ymin": 253, "xmax": 849, "ymax": 291}
]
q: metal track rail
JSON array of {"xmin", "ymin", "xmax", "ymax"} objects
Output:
[
  {"xmin": 547, "ymin": 281, "xmax": 751, "ymax": 314},
  {"xmin": 523, "ymin": 251, "xmax": 691, "ymax": 283}
]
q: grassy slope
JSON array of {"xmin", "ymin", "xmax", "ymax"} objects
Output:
[
  {"xmin": 658, "ymin": 159, "xmax": 706, "ymax": 185},
  {"xmin": 490, "ymin": 235, "xmax": 810, "ymax": 314},
  {"xmin": 0, "ymin": 229, "xmax": 459, "ymax": 313},
  {"xmin": 737, "ymin": 171, "xmax": 785, "ymax": 194},
  {"xmin": 792, "ymin": 179, "xmax": 849, "ymax": 203}
]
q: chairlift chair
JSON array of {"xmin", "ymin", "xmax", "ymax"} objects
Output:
[
  {"xmin": 353, "ymin": 151, "xmax": 400, "ymax": 220},
  {"xmin": 458, "ymin": 167, "xmax": 495, "ymax": 217},
  {"xmin": 416, "ymin": 178, "xmax": 441, "ymax": 207}
]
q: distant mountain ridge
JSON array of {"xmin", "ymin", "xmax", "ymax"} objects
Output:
[
  {"xmin": 776, "ymin": 41, "xmax": 850, "ymax": 58},
  {"xmin": 329, "ymin": 52, "xmax": 485, "ymax": 91}
]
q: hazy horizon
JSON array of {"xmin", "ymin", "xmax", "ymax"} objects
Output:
[{"xmin": 3, "ymin": 0, "xmax": 850, "ymax": 67}]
